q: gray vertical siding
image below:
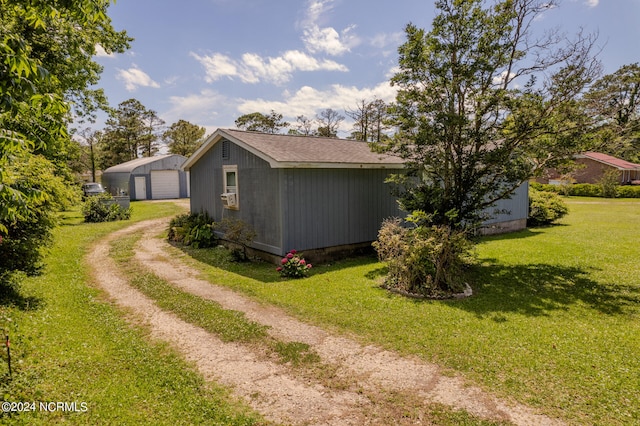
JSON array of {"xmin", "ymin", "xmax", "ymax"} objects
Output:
[
  {"xmin": 483, "ymin": 181, "xmax": 529, "ymax": 224},
  {"xmin": 189, "ymin": 139, "xmax": 282, "ymax": 253},
  {"xmin": 280, "ymin": 168, "xmax": 403, "ymax": 253},
  {"xmin": 189, "ymin": 150, "xmax": 218, "ymax": 216},
  {"xmin": 102, "ymin": 155, "xmax": 188, "ymax": 199},
  {"xmin": 189, "ymin": 137, "xmax": 528, "ymax": 258},
  {"xmin": 189, "ymin": 139, "xmax": 403, "ymax": 256},
  {"xmin": 101, "ymin": 172, "xmax": 130, "ymax": 196}
]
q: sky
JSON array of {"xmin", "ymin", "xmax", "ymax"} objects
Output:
[{"xmin": 90, "ymin": 0, "xmax": 640, "ymax": 138}]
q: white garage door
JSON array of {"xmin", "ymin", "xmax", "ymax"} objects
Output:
[{"xmin": 150, "ymin": 170, "xmax": 179, "ymax": 199}]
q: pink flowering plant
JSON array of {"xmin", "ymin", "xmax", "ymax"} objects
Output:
[{"xmin": 276, "ymin": 249, "xmax": 312, "ymax": 278}]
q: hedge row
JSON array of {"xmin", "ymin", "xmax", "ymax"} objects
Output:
[{"xmin": 530, "ymin": 182, "xmax": 640, "ymax": 198}]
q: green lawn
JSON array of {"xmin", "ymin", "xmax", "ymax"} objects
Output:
[
  {"xmin": 174, "ymin": 198, "xmax": 640, "ymax": 426},
  {"xmin": 0, "ymin": 202, "xmax": 264, "ymax": 425},
  {"xmin": 1, "ymin": 198, "xmax": 638, "ymax": 425}
]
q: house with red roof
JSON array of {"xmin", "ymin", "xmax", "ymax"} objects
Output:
[{"xmin": 539, "ymin": 152, "xmax": 640, "ymax": 185}]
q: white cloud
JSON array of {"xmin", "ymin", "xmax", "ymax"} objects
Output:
[
  {"xmin": 190, "ymin": 1, "xmax": 358, "ymax": 86},
  {"xmin": 165, "ymin": 89, "xmax": 228, "ymax": 133},
  {"xmin": 190, "ymin": 53, "xmax": 242, "ymax": 83},
  {"xmin": 303, "ymin": 25, "xmax": 354, "ymax": 56},
  {"xmin": 238, "ymin": 81, "xmax": 397, "ymax": 119},
  {"xmin": 94, "ymin": 44, "xmax": 114, "ymax": 58},
  {"xmin": 116, "ymin": 66, "xmax": 160, "ymax": 91},
  {"xmin": 303, "ymin": 0, "xmax": 334, "ymax": 26},
  {"xmin": 585, "ymin": 0, "xmax": 599, "ymax": 7},
  {"xmin": 236, "ymin": 81, "xmax": 398, "ymax": 136},
  {"xmin": 300, "ymin": 0, "xmax": 359, "ymax": 56},
  {"xmin": 492, "ymin": 70, "xmax": 518, "ymax": 87},
  {"xmin": 385, "ymin": 66, "xmax": 400, "ymax": 79},
  {"xmin": 191, "ymin": 50, "xmax": 348, "ymax": 85},
  {"xmin": 164, "ymin": 81, "xmax": 399, "ymax": 136},
  {"xmin": 371, "ymin": 32, "xmax": 405, "ymax": 50},
  {"xmin": 164, "ymin": 76, "xmax": 179, "ymax": 86}
]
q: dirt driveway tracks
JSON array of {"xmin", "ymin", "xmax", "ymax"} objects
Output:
[{"xmin": 89, "ymin": 217, "xmax": 563, "ymax": 426}]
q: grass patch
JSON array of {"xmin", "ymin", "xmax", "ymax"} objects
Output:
[
  {"xmin": 111, "ymin": 233, "xmax": 269, "ymax": 344},
  {"xmin": 272, "ymin": 341, "xmax": 321, "ymax": 367},
  {"xmin": 110, "ymin": 232, "xmax": 324, "ymax": 370},
  {"xmin": 0, "ymin": 202, "xmax": 265, "ymax": 425},
  {"xmin": 170, "ymin": 198, "xmax": 640, "ymax": 425},
  {"xmin": 114, "ymin": 233, "xmax": 504, "ymax": 424},
  {"xmin": 0, "ymin": 200, "xmax": 501, "ymax": 425}
]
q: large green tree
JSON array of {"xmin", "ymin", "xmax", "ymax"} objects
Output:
[
  {"xmin": 315, "ymin": 108, "xmax": 344, "ymax": 138},
  {"xmin": 288, "ymin": 115, "xmax": 315, "ymax": 136},
  {"xmin": 378, "ymin": 0, "xmax": 600, "ymax": 228},
  {"xmin": 73, "ymin": 128, "xmax": 103, "ymax": 182},
  {"xmin": 163, "ymin": 119, "xmax": 206, "ymax": 157},
  {"xmin": 0, "ymin": 0, "xmax": 130, "ymax": 281},
  {"xmin": 235, "ymin": 110, "xmax": 289, "ymax": 134},
  {"xmin": 346, "ymin": 99, "xmax": 390, "ymax": 142},
  {"xmin": 584, "ymin": 63, "xmax": 640, "ymax": 162},
  {"xmin": 98, "ymin": 99, "xmax": 162, "ymax": 168},
  {"xmin": 139, "ymin": 108, "xmax": 165, "ymax": 158}
]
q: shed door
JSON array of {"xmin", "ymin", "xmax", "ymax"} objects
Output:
[
  {"xmin": 151, "ymin": 170, "xmax": 179, "ymax": 199},
  {"xmin": 134, "ymin": 176, "xmax": 147, "ymax": 200}
]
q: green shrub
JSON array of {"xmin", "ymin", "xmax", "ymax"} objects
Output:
[
  {"xmin": 373, "ymin": 212, "xmax": 473, "ymax": 297},
  {"xmin": 82, "ymin": 194, "xmax": 131, "ymax": 223},
  {"xmin": 567, "ymin": 183, "xmax": 601, "ymax": 197},
  {"xmin": 168, "ymin": 214, "xmax": 258, "ymax": 256},
  {"xmin": 1, "ymin": 155, "xmax": 78, "ymax": 281},
  {"xmin": 530, "ymin": 182, "xmax": 559, "ymax": 193},
  {"xmin": 216, "ymin": 217, "xmax": 257, "ymax": 261},
  {"xmin": 616, "ymin": 185, "xmax": 640, "ymax": 198},
  {"xmin": 168, "ymin": 212, "xmax": 217, "ymax": 248},
  {"xmin": 530, "ymin": 181, "xmax": 606, "ymax": 197},
  {"xmin": 531, "ymin": 181, "xmax": 640, "ymax": 198},
  {"xmin": 598, "ymin": 169, "xmax": 620, "ymax": 198},
  {"xmin": 528, "ymin": 188, "xmax": 569, "ymax": 226},
  {"xmin": 167, "ymin": 213, "xmax": 191, "ymax": 243}
]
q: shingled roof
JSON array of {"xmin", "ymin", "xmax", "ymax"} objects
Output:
[
  {"xmin": 578, "ymin": 152, "xmax": 640, "ymax": 170},
  {"xmin": 183, "ymin": 128, "xmax": 404, "ymax": 170}
]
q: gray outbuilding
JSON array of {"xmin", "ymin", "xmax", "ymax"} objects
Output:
[
  {"xmin": 183, "ymin": 129, "xmax": 528, "ymax": 260},
  {"xmin": 102, "ymin": 154, "xmax": 189, "ymax": 200},
  {"xmin": 183, "ymin": 129, "xmax": 404, "ymax": 259}
]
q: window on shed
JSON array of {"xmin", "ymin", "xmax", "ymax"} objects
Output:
[{"xmin": 222, "ymin": 165, "xmax": 239, "ymax": 209}]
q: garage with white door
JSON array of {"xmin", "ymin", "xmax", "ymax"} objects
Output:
[
  {"xmin": 151, "ymin": 170, "xmax": 180, "ymax": 199},
  {"xmin": 102, "ymin": 154, "xmax": 189, "ymax": 200}
]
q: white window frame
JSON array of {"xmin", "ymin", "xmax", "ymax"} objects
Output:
[{"xmin": 222, "ymin": 165, "xmax": 239, "ymax": 209}]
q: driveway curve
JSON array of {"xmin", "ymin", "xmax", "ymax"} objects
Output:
[{"xmin": 89, "ymin": 217, "xmax": 563, "ymax": 426}]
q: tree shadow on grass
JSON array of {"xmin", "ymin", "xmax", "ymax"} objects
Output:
[
  {"xmin": 460, "ymin": 260, "xmax": 639, "ymax": 318},
  {"xmin": 475, "ymin": 226, "xmax": 566, "ymax": 244},
  {"xmin": 365, "ymin": 265, "xmax": 388, "ymax": 281},
  {"xmin": 0, "ymin": 277, "xmax": 44, "ymax": 311},
  {"xmin": 174, "ymin": 244, "xmax": 282, "ymax": 283},
  {"xmin": 175, "ymin": 243, "xmax": 383, "ymax": 284}
]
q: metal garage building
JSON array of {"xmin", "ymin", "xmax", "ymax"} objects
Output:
[{"xmin": 101, "ymin": 154, "xmax": 189, "ymax": 200}]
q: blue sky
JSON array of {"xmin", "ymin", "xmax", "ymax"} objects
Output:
[{"xmin": 92, "ymin": 0, "xmax": 640, "ymax": 137}]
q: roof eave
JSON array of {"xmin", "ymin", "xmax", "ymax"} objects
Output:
[
  {"xmin": 182, "ymin": 128, "xmax": 406, "ymax": 170},
  {"xmin": 182, "ymin": 131, "xmax": 221, "ymax": 171},
  {"xmin": 271, "ymin": 161, "xmax": 405, "ymax": 169},
  {"xmin": 576, "ymin": 153, "xmax": 640, "ymax": 171},
  {"xmin": 183, "ymin": 129, "xmax": 282, "ymax": 170}
]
